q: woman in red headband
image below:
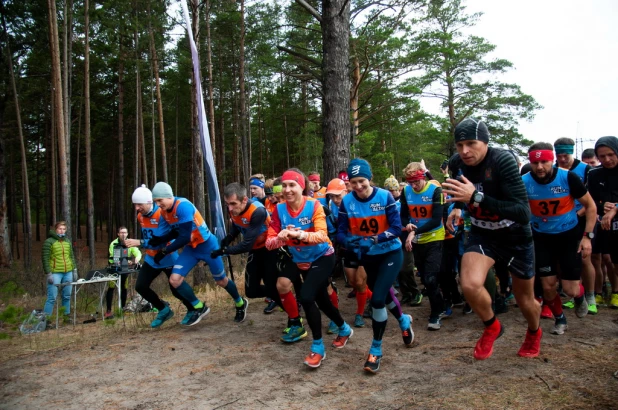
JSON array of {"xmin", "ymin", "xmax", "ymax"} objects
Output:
[{"xmin": 266, "ymin": 168, "xmax": 352, "ymax": 369}]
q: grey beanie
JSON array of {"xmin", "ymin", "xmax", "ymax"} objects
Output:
[
  {"xmin": 594, "ymin": 136, "xmax": 618, "ymax": 157},
  {"xmin": 152, "ymin": 182, "xmax": 174, "ymax": 199}
]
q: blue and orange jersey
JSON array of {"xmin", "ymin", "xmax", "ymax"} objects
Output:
[
  {"xmin": 272, "ymin": 197, "xmax": 331, "ymax": 263},
  {"xmin": 340, "ymin": 187, "xmax": 401, "ymax": 255},
  {"xmin": 313, "ymin": 187, "xmax": 328, "ymax": 207},
  {"xmin": 403, "ymin": 184, "xmax": 445, "ymax": 243},
  {"xmin": 137, "ymin": 204, "xmax": 179, "ymax": 267},
  {"xmin": 522, "ymin": 168, "xmax": 578, "ymax": 234},
  {"xmin": 570, "ymin": 161, "xmax": 588, "ymax": 212},
  {"xmin": 160, "ymin": 197, "xmax": 211, "ymax": 248},
  {"xmin": 264, "ymin": 198, "xmax": 277, "ymax": 215},
  {"xmin": 231, "ymin": 200, "xmax": 270, "ymax": 249}
]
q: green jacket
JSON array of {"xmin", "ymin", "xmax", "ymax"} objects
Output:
[
  {"xmin": 42, "ymin": 230, "xmax": 76, "ymax": 274},
  {"xmin": 108, "ymin": 238, "xmax": 142, "ymax": 265}
]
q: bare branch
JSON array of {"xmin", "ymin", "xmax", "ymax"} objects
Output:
[
  {"xmin": 277, "ymin": 45, "xmax": 322, "ymax": 67},
  {"xmin": 295, "ymin": 0, "xmax": 322, "ymax": 22}
]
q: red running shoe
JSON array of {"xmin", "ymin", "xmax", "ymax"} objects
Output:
[
  {"xmin": 517, "ymin": 327, "xmax": 542, "ymax": 358},
  {"xmin": 473, "ymin": 319, "xmax": 504, "ymax": 360},
  {"xmin": 540, "ymin": 304, "xmax": 554, "ymax": 319},
  {"xmin": 304, "ymin": 352, "xmax": 325, "ymax": 368}
]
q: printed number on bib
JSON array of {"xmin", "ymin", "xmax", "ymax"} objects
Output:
[
  {"xmin": 359, "ymin": 218, "xmax": 379, "ymax": 234},
  {"xmin": 538, "ymin": 200, "xmax": 560, "ymax": 216},
  {"xmin": 613, "ymin": 221, "xmax": 618, "ymax": 231},
  {"xmin": 410, "ymin": 207, "xmax": 428, "ymax": 218},
  {"xmin": 142, "ymin": 229, "xmax": 154, "ymax": 240}
]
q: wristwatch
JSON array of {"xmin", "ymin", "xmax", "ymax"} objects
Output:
[
  {"xmin": 583, "ymin": 232, "xmax": 595, "ymax": 240},
  {"xmin": 472, "ymin": 190, "xmax": 484, "ymax": 208}
]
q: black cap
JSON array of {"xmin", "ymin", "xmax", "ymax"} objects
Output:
[{"xmin": 454, "ymin": 118, "xmax": 490, "ymax": 143}]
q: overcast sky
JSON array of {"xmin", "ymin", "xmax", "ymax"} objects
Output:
[{"xmin": 421, "ymin": 0, "xmax": 617, "ymax": 152}]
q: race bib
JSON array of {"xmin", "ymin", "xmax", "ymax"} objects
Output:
[{"xmin": 612, "ymin": 220, "xmax": 618, "ymax": 231}]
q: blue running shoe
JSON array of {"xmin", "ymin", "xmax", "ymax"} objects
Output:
[
  {"xmin": 399, "ymin": 314, "xmax": 414, "ymax": 347},
  {"xmin": 327, "ymin": 320, "xmax": 339, "ymax": 334},
  {"xmin": 354, "ymin": 314, "xmax": 365, "ymax": 328},
  {"xmin": 181, "ymin": 310, "xmax": 194, "ymax": 326},
  {"xmin": 439, "ymin": 307, "xmax": 453, "ymax": 319},
  {"xmin": 280, "ymin": 325, "xmax": 307, "ymax": 343},
  {"xmin": 151, "ymin": 305, "xmax": 174, "ymax": 328}
]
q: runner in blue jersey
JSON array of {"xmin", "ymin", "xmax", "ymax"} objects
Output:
[
  {"xmin": 523, "ymin": 142, "xmax": 596, "ymax": 335},
  {"xmin": 554, "ymin": 137, "xmax": 597, "ymax": 315},
  {"xmin": 124, "ymin": 185, "xmax": 196, "ymax": 327},
  {"xmin": 337, "ymin": 159, "xmax": 413, "ymax": 373},
  {"xmin": 150, "ymin": 182, "xmax": 248, "ymax": 325},
  {"xmin": 266, "ymin": 169, "xmax": 352, "ymax": 368}
]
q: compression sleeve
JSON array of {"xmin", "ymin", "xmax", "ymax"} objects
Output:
[
  {"xmin": 162, "ymin": 221, "xmax": 192, "ymax": 253},
  {"xmin": 377, "ymin": 192, "xmax": 402, "ymax": 242}
]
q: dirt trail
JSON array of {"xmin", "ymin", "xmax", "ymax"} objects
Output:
[{"xmin": 1, "ymin": 296, "xmax": 617, "ymax": 410}]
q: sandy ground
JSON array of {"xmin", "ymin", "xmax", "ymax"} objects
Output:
[{"xmin": 1, "ymin": 291, "xmax": 617, "ymax": 410}]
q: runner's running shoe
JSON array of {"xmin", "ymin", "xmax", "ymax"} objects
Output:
[
  {"xmin": 462, "ymin": 303, "xmax": 473, "ymax": 314},
  {"xmin": 575, "ymin": 297, "xmax": 588, "ymax": 318},
  {"xmin": 181, "ymin": 310, "xmax": 194, "ymax": 326},
  {"xmin": 234, "ymin": 298, "xmax": 249, "ymax": 323},
  {"xmin": 473, "ymin": 319, "xmax": 504, "ymax": 360},
  {"xmin": 550, "ymin": 318, "xmax": 568, "ymax": 335},
  {"xmin": 595, "ymin": 294, "xmax": 605, "ymax": 307},
  {"xmin": 562, "ymin": 299, "xmax": 575, "ymax": 309},
  {"xmin": 541, "ymin": 304, "xmax": 554, "ymax": 319},
  {"xmin": 283, "ymin": 317, "xmax": 304, "ymax": 333},
  {"xmin": 363, "ymin": 354, "xmax": 382, "ymax": 374},
  {"xmin": 263, "ymin": 300, "xmax": 278, "ymax": 314},
  {"xmin": 517, "ymin": 327, "xmax": 542, "ymax": 358},
  {"xmin": 363, "ymin": 303, "xmax": 372, "ymax": 318},
  {"xmin": 184, "ymin": 304, "xmax": 210, "ymax": 327},
  {"xmin": 327, "ymin": 320, "xmax": 339, "ymax": 334},
  {"xmin": 410, "ymin": 294, "xmax": 423, "ymax": 306},
  {"xmin": 354, "ymin": 314, "xmax": 365, "ymax": 328},
  {"xmin": 588, "ymin": 304, "xmax": 598, "ymax": 315},
  {"xmin": 439, "ymin": 307, "xmax": 453, "ymax": 319},
  {"xmin": 427, "ymin": 317, "xmax": 441, "ymax": 331},
  {"xmin": 610, "ymin": 293, "xmax": 618, "ymax": 309},
  {"xmin": 400, "ymin": 314, "xmax": 414, "ymax": 347},
  {"xmin": 150, "ymin": 305, "xmax": 174, "ymax": 328},
  {"xmin": 304, "ymin": 352, "xmax": 325, "ymax": 368},
  {"xmin": 281, "ymin": 325, "xmax": 307, "ymax": 343},
  {"xmin": 332, "ymin": 328, "xmax": 353, "ymax": 349}
]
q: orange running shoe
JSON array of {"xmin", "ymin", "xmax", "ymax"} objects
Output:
[
  {"xmin": 304, "ymin": 352, "xmax": 325, "ymax": 368},
  {"xmin": 473, "ymin": 319, "xmax": 504, "ymax": 360},
  {"xmin": 517, "ymin": 327, "xmax": 542, "ymax": 358},
  {"xmin": 332, "ymin": 329, "xmax": 353, "ymax": 349}
]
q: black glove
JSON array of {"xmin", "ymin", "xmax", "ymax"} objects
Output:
[
  {"xmin": 169, "ymin": 229, "xmax": 180, "ymax": 240},
  {"xmin": 220, "ymin": 236, "xmax": 233, "ymax": 248},
  {"xmin": 148, "ymin": 235, "xmax": 165, "ymax": 247},
  {"xmin": 154, "ymin": 249, "xmax": 166, "ymax": 264},
  {"xmin": 210, "ymin": 248, "xmax": 226, "ymax": 259}
]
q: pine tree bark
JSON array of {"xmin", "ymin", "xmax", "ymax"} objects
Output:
[
  {"xmin": 84, "ymin": 0, "xmax": 95, "ymax": 267},
  {"xmin": 63, "ymin": 0, "xmax": 73, "ymax": 238},
  {"xmin": 4, "ymin": 16, "xmax": 32, "ymax": 269},
  {"xmin": 320, "ymin": 0, "xmax": 351, "ymax": 179},
  {"xmin": 117, "ymin": 37, "xmax": 126, "ymax": 227},
  {"xmin": 48, "ymin": 0, "xmax": 71, "ymax": 230},
  {"xmin": 0, "ymin": 93, "xmax": 11, "ymax": 267}
]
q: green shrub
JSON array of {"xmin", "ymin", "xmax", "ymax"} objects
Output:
[
  {"xmin": 0, "ymin": 305, "xmax": 25, "ymax": 324},
  {"xmin": 0, "ymin": 332, "xmax": 10, "ymax": 340},
  {"xmin": 0, "ymin": 281, "xmax": 25, "ymax": 302}
]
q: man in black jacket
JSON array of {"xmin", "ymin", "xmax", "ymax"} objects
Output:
[{"xmin": 587, "ymin": 136, "xmax": 618, "ymax": 308}]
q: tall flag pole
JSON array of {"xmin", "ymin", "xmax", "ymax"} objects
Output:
[{"xmin": 180, "ymin": 0, "xmax": 226, "ymax": 241}]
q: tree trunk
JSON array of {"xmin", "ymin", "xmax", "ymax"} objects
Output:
[
  {"xmin": 84, "ymin": 0, "xmax": 95, "ymax": 267},
  {"xmin": 350, "ymin": 54, "xmax": 360, "ymax": 155},
  {"xmin": 0, "ymin": 93, "xmax": 11, "ymax": 267},
  {"xmin": 281, "ymin": 74, "xmax": 290, "ymax": 169},
  {"xmin": 320, "ymin": 0, "xmax": 351, "ymax": 179},
  {"xmin": 36, "ymin": 132, "xmax": 41, "ymax": 242},
  {"xmin": 150, "ymin": 51, "xmax": 157, "ymax": 186},
  {"xmin": 3, "ymin": 12, "xmax": 32, "ymax": 269},
  {"xmin": 238, "ymin": 0, "xmax": 250, "ymax": 183},
  {"xmin": 48, "ymin": 0, "xmax": 71, "ymax": 230},
  {"xmin": 117, "ymin": 37, "xmax": 125, "ymax": 227},
  {"xmin": 50, "ymin": 92, "xmax": 57, "ymax": 225},
  {"xmin": 63, "ymin": 0, "xmax": 73, "ymax": 234},
  {"xmin": 149, "ymin": 3, "xmax": 168, "ymax": 182}
]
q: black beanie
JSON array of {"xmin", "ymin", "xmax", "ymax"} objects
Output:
[
  {"xmin": 454, "ymin": 118, "xmax": 490, "ymax": 143},
  {"xmin": 594, "ymin": 136, "xmax": 618, "ymax": 157}
]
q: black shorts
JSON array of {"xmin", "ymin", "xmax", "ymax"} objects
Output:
[
  {"xmin": 533, "ymin": 227, "xmax": 581, "ymax": 281},
  {"xmin": 592, "ymin": 224, "xmax": 610, "ymax": 255},
  {"xmin": 465, "ymin": 233, "xmax": 534, "ymax": 280},
  {"xmin": 342, "ymin": 250, "xmax": 361, "ymax": 269}
]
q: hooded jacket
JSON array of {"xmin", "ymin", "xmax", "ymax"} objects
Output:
[
  {"xmin": 588, "ymin": 136, "xmax": 618, "ymax": 216},
  {"xmin": 42, "ymin": 230, "xmax": 76, "ymax": 274}
]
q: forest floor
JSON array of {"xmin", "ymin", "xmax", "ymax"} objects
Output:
[{"xmin": 1, "ymin": 280, "xmax": 617, "ymax": 410}]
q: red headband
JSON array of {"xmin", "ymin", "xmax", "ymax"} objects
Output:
[
  {"xmin": 308, "ymin": 174, "xmax": 320, "ymax": 182},
  {"xmin": 282, "ymin": 170, "xmax": 306, "ymax": 189},
  {"xmin": 338, "ymin": 172, "xmax": 349, "ymax": 181},
  {"xmin": 528, "ymin": 150, "xmax": 554, "ymax": 163},
  {"xmin": 406, "ymin": 170, "xmax": 426, "ymax": 182}
]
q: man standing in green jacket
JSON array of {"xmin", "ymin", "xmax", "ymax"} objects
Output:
[{"xmin": 42, "ymin": 221, "xmax": 77, "ymax": 317}]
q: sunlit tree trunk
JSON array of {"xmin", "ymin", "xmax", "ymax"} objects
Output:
[{"xmin": 0, "ymin": 94, "xmax": 11, "ymax": 267}]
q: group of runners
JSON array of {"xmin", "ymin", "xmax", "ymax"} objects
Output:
[{"xmin": 118, "ymin": 119, "xmax": 618, "ymax": 373}]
